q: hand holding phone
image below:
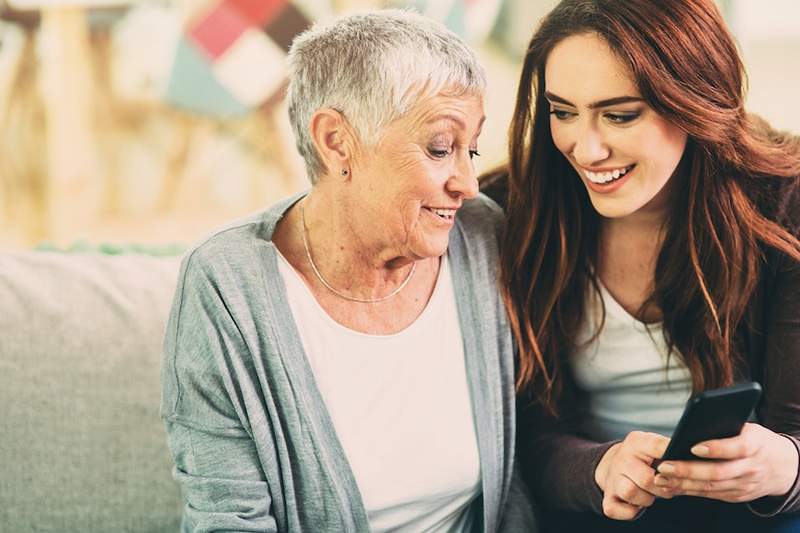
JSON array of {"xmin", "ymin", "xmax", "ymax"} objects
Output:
[
  {"xmin": 594, "ymin": 430, "xmax": 673, "ymax": 520},
  {"xmin": 657, "ymin": 382, "xmax": 762, "ymax": 465},
  {"xmin": 653, "ymin": 382, "xmax": 799, "ymax": 502}
]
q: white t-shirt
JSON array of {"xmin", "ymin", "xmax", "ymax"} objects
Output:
[
  {"xmin": 277, "ymin": 252, "xmax": 481, "ymax": 532},
  {"xmin": 571, "ymin": 281, "xmax": 692, "ymax": 441}
]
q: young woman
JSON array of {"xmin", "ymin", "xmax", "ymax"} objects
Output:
[{"xmin": 485, "ymin": 0, "xmax": 800, "ymax": 530}]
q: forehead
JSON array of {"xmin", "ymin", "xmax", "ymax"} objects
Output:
[
  {"xmin": 544, "ymin": 32, "xmax": 639, "ymax": 102},
  {"xmin": 397, "ymin": 93, "xmax": 485, "ymax": 132}
]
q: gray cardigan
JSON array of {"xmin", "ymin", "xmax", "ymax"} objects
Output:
[{"xmin": 161, "ymin": 193, "xmax": 537, "ymax": 532}]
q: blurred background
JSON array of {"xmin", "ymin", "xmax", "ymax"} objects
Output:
[{"xmin": 0, "ymin": 0, "xmax": 797, "ymax": 250}]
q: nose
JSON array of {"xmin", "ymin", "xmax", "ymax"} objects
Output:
[
  {"xmin": 572, "ymin": 121, "xmax": 610, "ymax": 167},
  {"xmin": 446, "ymin": 150, "xmax": 479, "ymax": 199}
]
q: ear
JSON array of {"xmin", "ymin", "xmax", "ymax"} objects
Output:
[{"xmin": 308, "ymin": 108, "xmax": 356, "ymax": 179}]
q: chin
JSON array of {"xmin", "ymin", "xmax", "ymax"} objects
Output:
[
  {"xmin": 413, "ymin": 239, "xmax": 450, "ymax": 260},
  {"xmin": 587, "ymin": 195, "xmax": 640, "ymax": 219}
]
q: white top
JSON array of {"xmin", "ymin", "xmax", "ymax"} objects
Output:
[
  {"xmin": 571, "ymin": 281, "xmax": 692, "ymax": 441},
  {"xmin": 277, "ymin": 252, "xmax": 481, "ymax": 533}
]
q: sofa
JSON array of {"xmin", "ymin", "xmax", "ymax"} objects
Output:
[{"xmin": 1, "ymin": 250, "xmax": 184, "ymax": 532}]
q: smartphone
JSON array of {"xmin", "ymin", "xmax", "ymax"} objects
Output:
[{"xmin": 657, "ymin": 382, "xmax": 762, "ymax": 464}]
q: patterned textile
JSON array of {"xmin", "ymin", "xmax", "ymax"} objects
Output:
[
  {"xmin": 166, "ymin": 0, "xmax": 311, "ymax": 118},
  {"xmin": 402, "ymin": 0, "xmax": 502, "ymax": 42}
]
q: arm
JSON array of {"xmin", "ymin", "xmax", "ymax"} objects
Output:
[
  {"xmin": 749, "ymin": 244, "xmax": 800, "ymax": 515},
  {"xmin": 519, "ymin": 379, "xmax": 673, "ymax": 520},
  {"xmin": 161, "ymin": 254, "xmax": 278, "ymax": 532},
  {"xmin": 518, "ymin": 389, "xmax": 613, "ymax": 515},
  {"xmin": 652, "ymin": 246, "xmax": 800, "ymax": 516}
]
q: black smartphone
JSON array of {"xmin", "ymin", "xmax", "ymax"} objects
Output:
[{"xmin": 657, "ymin": 382, "xmax": 762, "ymax": 464}]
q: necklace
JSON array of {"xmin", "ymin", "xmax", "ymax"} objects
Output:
[{"xmin": 300, "ymin": 201, "xmax": 417, "ymax": 303}]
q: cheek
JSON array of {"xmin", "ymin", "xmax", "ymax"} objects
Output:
[
  {"xmin": 644, "ymin": 122, "xmax": 688, "ymax": 177},
  {"xmin": 392, "ymin": 151, "xmax": 423, "ymax": 177},
  {"xmin": 550, "ymin": 119, "xmax": 571, "ymax": 155}
]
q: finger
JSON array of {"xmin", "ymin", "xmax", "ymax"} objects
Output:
[
  {"xmin": 625, "ymin": 430, "xmax": 670, "ymax": 461},
  {"xmin": 603, "ymin": 494, "xmax": 645, "ymax": 521},
  {"xmin": 615, "ymin": 475, "xmax": 656, "ymax": 508},
  {"xmin": 621, "ymin": 454, "xmax": 674, "ymax": 499},
  {"xmin": 691, "ymin": 424, "xmax": 762, "ymax": 460},
  {"xmin": 654, "ymin": 474, "xmax": 746, "ymax": 493},
  {"xmin": 675, "ymin": 489, "xmax": 752, "ymax": 504},
  {"xmin": 656, "ymin": 458, "xmax": 748, "ymax": 481}
]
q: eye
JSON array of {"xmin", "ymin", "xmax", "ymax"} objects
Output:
[
  {"xmin": 605, "ymin": 112, "xmax": 640, "ymax": 124},
  {"xmin": 549, "ymin": 109, "xmax": 575, "ymax": 121},
  {"xmin": 469, "ymin": 149, "xmax": 481, "ymax": 160},
  {"xmin": 428, "ymin": 147, "xmax": 451, "ymax": 159}
]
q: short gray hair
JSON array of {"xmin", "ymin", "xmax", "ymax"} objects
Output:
[{"xmin": 287, "ymin": 9, "xmax": 487, "ymax": 184}]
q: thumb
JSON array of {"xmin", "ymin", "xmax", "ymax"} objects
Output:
[{"xmin": 631, "ymin": 431, "xmax": 670, "ymax": 460}]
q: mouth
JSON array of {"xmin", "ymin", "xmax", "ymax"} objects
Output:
[
  {"xmin": 423, "ymin": 206, "xmax": 457, "ymax": 222},
  {"xmin": 582, "ymin": 164, "xmax": 636, "ymax": 185}
]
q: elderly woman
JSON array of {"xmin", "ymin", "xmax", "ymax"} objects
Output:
[{"xmin": 161, "ymin": 9, "xmax": 535, "ymax": 533}]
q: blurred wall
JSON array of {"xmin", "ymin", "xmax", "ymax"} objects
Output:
[{"xmin": 0, "ymin": 0, "xmax": 797, "ymax": 249}]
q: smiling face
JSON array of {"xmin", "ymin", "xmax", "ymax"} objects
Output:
[
  {"xmin": 349, "ymin": 92, "xmax": 484, "ymax": 261},
  {"xmin": 544, "ymin": 32, "xmax": 688, "ymax": 220}
]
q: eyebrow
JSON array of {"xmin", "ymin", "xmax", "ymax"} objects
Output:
[
  {"xmin": 426, "ymin": 114, "xmax": 486, "ymax": 131},
  {"xmin": 544, "ymin": 91, "xmax": 644, "ymax": 109}
]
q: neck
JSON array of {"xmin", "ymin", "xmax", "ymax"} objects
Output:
[
  {"xmin": 599, "ymin": 204, "xmax": 668, "ymax": 270},
  {"xmin": 300, "ymin": 190, "xmax": 419, "ymax": 297},
  {"xmin": 602, "ymin": 206, "xmax": 667, "ymax": 239}
]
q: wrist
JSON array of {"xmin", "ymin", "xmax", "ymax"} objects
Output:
[
  {"xmin": 595, "ymin": 442, "xmax": 621, "ymax": 491},
  {"xmin": 770, "ymin": 434, "xmax": 799, "ymax": 497}
]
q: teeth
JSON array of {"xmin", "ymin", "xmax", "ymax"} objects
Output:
[
  {"xmin": 585, "ymin": 165, "xmax": 632, "ymax": 184},
  {"xmin": 429, "ymin": 207, "xmax": 456, "ymax": 219}
]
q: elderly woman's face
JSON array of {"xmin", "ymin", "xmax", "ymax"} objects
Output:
[{"xmin": 352, "ymin": 93, "xmax": 484, "ymax": 260}]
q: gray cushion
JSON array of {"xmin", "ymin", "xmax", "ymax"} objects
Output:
[{"xmin": 0, "ymin": 251, "xmax": 182, "ymax": 532}]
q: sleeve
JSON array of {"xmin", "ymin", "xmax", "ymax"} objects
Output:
[
  {"xmin": 161, "ymin": 253, "xmax": 278, "ymax": 532},
  {"xmin": 517, "ymin": 382, "xmax": 618, "ymax": 515},
  {"xmin": 748, "ymin": 244, "xmax": 800, "ymax": 517}
]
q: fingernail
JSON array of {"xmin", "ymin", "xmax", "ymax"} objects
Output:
[
  {"xmin": 691, "ymin": 445, "xmax": 709, "ymax": 457},
  {"xmin": 658, "ymin": 462, "xmax": 675, "ymax": 474},
  {"xmin": 654, "ymin": 477, "xmax": 668, "ymax": 486}
]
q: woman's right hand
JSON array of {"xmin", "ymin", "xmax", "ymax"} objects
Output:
[{"xmin": 594, "ymin": 431, "xmax": 675, "ymax": 520}]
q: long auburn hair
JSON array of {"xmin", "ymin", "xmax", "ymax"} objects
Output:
[{"xmin": 503, "ymin": 0, "xmax": 800, "ymax": 414}]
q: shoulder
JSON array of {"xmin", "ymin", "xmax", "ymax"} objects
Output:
[
  {"xmin": 777, "ymin": 177, "xmax": 800, "ymax": 235},
  {"xmin": 167, "ymin": 197, "xmax": 303, "ymax": 331},
  {"xmin": 185, "ymin": 215, "xmax": 263, "ymax": 269},
  {"xmin": 168, "ymin": 211, "xmax": 269, "ymax": 335},
  {"xmin": 454, "ymin": 193, "xmax": 505, "ymax": 254},
  {"xmin": 162, "ymin": 205, "xmax": 291, "ymax": 412},
  {"xmin": 175, "ymin": 217, "xmax": 265, "ymax": 305},
  {"xmin": 478, "ymin": 167, "xmax": 509, "ymax": 210},
  {"xmin": 751, "ymin": 177, "xmax": 800, "ymax": 296},
  {"xmin": 179, "ymin": 195, "xmax": 301, "ymax": 283},
  {"xmin": 749, "ymin": 176, "xmax": 800, "ymax": 236},
  {"xmin": 459, "ymin": 192, "xmax": 504, "ymax": 226}
]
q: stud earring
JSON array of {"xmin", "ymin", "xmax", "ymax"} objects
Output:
[{"xmin": 341, "ymin": 169, "xmax": 349, "ymax": 176}]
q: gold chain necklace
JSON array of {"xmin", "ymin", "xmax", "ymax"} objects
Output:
[{"xmin": 300, "ymin": 201, "xmax": 416, "ymax": 303}]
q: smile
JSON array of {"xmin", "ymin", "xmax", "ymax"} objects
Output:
[
  {"xmin": 583, "ymin": 164, "xmax": 635, "ymax": 184},
  {"xmin": 424, "ymin": 207, "xmax": 457, "ymax": 221}
]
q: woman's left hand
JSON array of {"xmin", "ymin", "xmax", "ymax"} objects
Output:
[{"xmin": 653, "ymin": 423, "xmax": 799, "ymax": 503}]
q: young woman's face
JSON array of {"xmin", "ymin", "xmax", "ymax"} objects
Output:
[{"xmin": 545, "ymin": 32, "xmax": 688, "ymax": 220}]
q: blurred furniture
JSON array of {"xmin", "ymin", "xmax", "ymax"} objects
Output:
[
  {"xmin": 0, "ymin": 250, "xmax": 183, "ymax": 531},
  {"xmin": 0, "ymin": 1, "xmax": 306, "ymax": 249}
]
